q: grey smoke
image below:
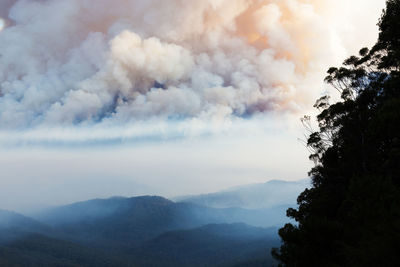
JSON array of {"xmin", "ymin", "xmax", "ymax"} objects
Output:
[{"xmin": 0, "ymin": 0, "xmax": 385, "ymax": 131}]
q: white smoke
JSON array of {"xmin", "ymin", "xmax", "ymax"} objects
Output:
[{"xmin": 0, "ymin": 0, "xmax": 385, "ymax": 132}]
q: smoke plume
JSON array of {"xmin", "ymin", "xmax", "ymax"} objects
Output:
[{"xmin": 0, "ymin": 0, "xmax": 385, "ymax": 130}]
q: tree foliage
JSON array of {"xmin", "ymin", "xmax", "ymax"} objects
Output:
[{"xmin": 272, "ymin": 1, "xmax": 400, "ymax": 266}]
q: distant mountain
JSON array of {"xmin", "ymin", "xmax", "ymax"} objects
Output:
[
  {"xmin": 35, "ymin": 195, "xmax": 282, "ymax": 249},
  {"xmin": 134, "ymin": 223, "xmax": 279, "ymax": 267},
  {"xmin": 0, "ymin": 193, "xmax": 288, "ymax": 266},
  {"xmin": 0, "ymin": 209, "xmax": 51, "ymax": 243},
  {"xmin": 35, "ymin": 196, "xmax": 147, "ymax": 225},
  {"xmin": 175, "ymin": 179, "xmax": 310, "ymax": 209},
  {"xmin": 0, "ymin": 209, "xmax": 47, "ymax": 231},
  {"xmin": 0, "ymin": 223, "xmax": 277, "ymax": 267}
]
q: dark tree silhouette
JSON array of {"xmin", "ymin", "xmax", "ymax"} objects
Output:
[{"xmin": 272, "ymin": 1, "xmax": 400, "ymax": 266}]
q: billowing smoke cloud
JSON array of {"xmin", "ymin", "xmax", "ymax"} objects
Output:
[{"xmin": 0, "ymin": 0, "xmax": 385, "ymax": 131}]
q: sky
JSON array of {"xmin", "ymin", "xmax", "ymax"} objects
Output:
[{"xmin": 0, "ymin": 0, "xmax": 386, "ymax": 212}]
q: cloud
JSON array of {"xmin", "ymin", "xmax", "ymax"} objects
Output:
[{"xmin": 0, "ymin": 0, "xmax": 385, "ymax": 131}]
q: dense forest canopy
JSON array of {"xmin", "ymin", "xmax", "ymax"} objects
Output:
[{"xmin": 272, "ymin": 0, "xmax": 400, "ymax": 266}]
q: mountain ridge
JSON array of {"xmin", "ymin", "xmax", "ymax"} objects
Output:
[{"xmin": 175, "ymin": 179, "xmax": 309, "ymax": 209}]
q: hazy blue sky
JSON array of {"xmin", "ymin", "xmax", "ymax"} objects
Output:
[{"xmin": 0, "ymin": 116, "xmax": 313, "ymax": 212}]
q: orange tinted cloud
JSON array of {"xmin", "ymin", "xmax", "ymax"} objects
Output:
[{"xmin": 0, "ymin": 0, "xmax": 386, "ymax": 128}]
